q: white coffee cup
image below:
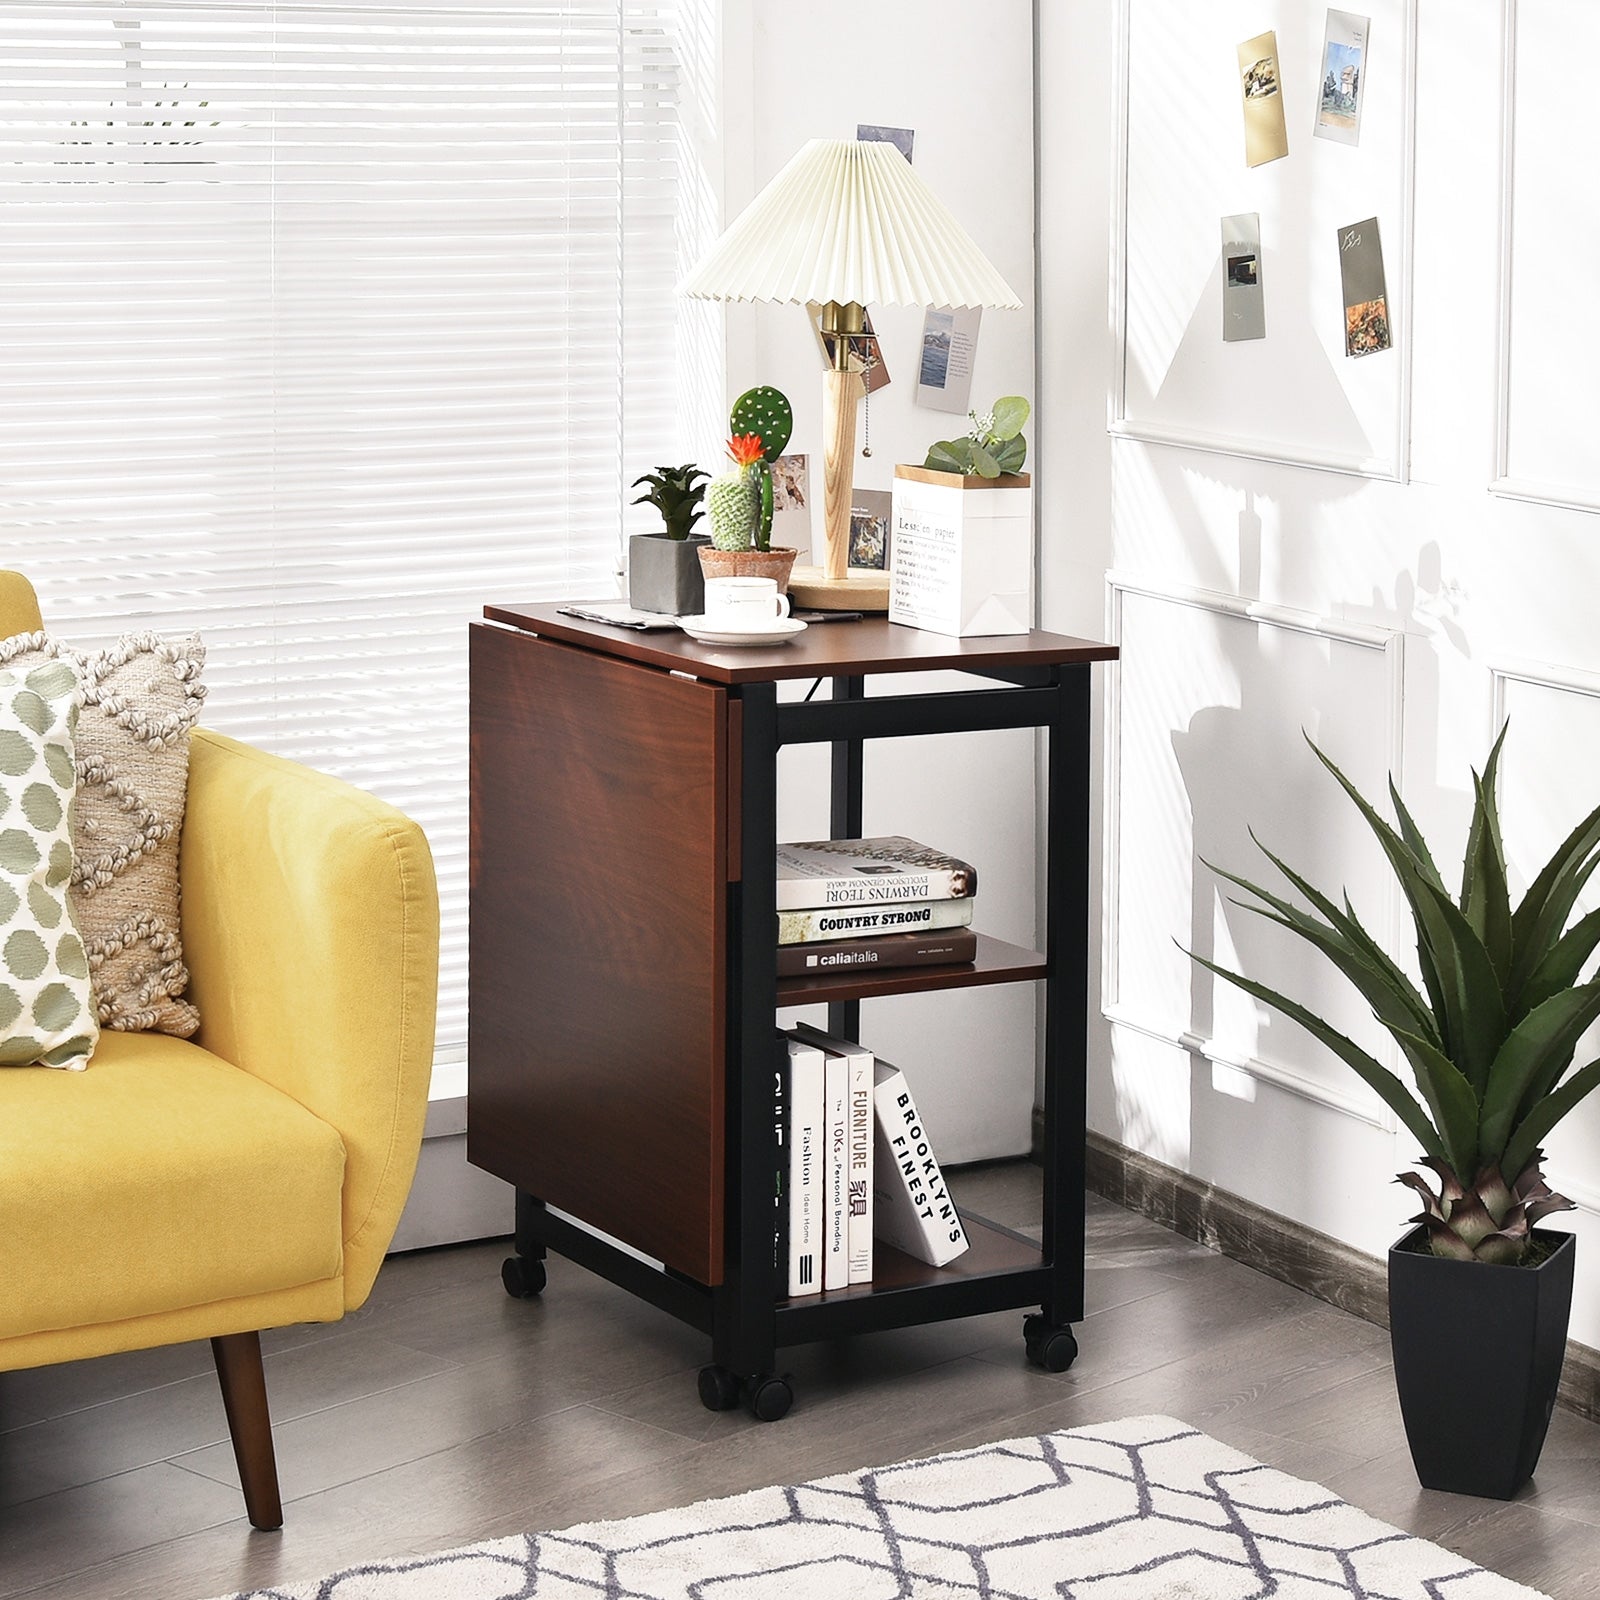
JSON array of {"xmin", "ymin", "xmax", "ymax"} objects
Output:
[{"xmin": 702, "ymin": 576, "xmax": 791, "ymax": 629}]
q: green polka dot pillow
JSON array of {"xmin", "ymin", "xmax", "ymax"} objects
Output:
[{"xmin": 0, "ymin": 659, "xmax": 97, "ymax": 1068}]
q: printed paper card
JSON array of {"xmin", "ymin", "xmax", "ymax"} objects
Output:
[
  {"xmin": 1237, "ymin": 30, "xmax": 1289, "ymax": 167},
  {"xmin": 1338, "ymin": 216, "xmax": 1392, "ymax": 357},
  {"xmin": 1221, "ymin": 213, "xmax": 1265, "ymax": 342},
  {"xmin": 1315, "ymin": 11, "xmax": 1370, "ymax": 146},
  {"xmin": 848, "ymin": 488, "xmax": 892, "ymax": 571},
  {"xmin": 915, "ymin": 305, "xmax": 981, "ymax": 414}
]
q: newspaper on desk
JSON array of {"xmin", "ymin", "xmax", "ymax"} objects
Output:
[{"xmin": 557, "ymin": 601, "xmax": 682, "ymax": 631}]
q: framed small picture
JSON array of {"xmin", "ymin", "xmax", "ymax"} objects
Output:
[{"xmin": 848, "ymin": 488, "xmax": 893, "ymax": 571}]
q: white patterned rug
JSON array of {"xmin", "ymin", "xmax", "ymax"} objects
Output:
[{"xmin": 218, "ymin": 1415, "xmax": 1547, "ymax": 1599}]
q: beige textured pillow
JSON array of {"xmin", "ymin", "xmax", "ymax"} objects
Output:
[{"xmin": 0, "ymin": 631, "xmax": 206, "ymax": 1036}]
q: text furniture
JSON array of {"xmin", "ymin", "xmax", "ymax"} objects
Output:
[{"xmin": 469, "ymin": 606, "xmax": 1116, "ymax": 1418}]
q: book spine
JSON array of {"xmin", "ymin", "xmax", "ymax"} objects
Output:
[
  {"xmin": 786, "ymin": 1039, "xmax": 824, "ymax": 1297},
  {"xmin": 871, "ymin": 1060, "xmax": 969, "ymax": 1268},
  {"xmin": 775, "ymin": 927, "xmax": 978, "ymax": 977},
  {"xmin": 772, "ymin": 1049, "xmax": 788, "ymax": 1282},
  {"xmin": 823, "ymin": 1052, "xmax": 848, "ymax": 1290},
  {"xmin": 778, "ymin": 897, "xmax": 974, "ymax": 947},
  {"xmin": 846, "ymin": 1045, "xmax": 874, "ymax": 1284},
  {"xmin": 775, "ymin": 868, "xmax": 967, "ymax": 911}
]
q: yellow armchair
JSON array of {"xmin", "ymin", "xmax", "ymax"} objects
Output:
[{"xmin": 0, "ymin": 573, "xmax": 440, "ymax": 1530}]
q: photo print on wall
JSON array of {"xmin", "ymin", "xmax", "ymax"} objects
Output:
[
  {"xmin": 1237, "ymin": 30, "xmax": 1289, "ymax": 166},
  {"xmin": 1338, "ymin": 216, "xmax": 1391, "ymax": 357},
  {"xmin": 1315, "ymin": 10, "xmax": 1370, "ymax": 146},
  {"xmin": 856, "ymin": 123, "xmax": 914, "ymax": 163},
  {"xmin": 1221, "ymin": 212, "xmax": 1265, "ymax": 342}
]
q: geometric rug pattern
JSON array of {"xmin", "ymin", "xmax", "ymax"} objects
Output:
[{"xmin": 218, "ymin": 1415, "xmax": 1549, "ymax": 1599}]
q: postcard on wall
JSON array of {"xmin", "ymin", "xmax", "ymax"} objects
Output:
[
  {"xmin": 808, "ymin": 304, "xmax": 891, "ymax": 394},
  {"xmin": 1315, "ymin": 10, "xmax": 1369, "ymax": 146},
  {"xmin": 857, "ymin": 123, "xmax": 914, "ymax": 163},
  {"xmin": 771, "ymin": 453, "xmax": 811, "ymax": 548},
  {"xmin": 915, "ymin": 305, "xmax": 981, "ymax": 414},
  {"xmin": 1337, "ymin": 216, "xmax": 1391, "ymax": 357},
  {"xmin": 1221, "ymin": 213, "xmax": 1265, "ymax": 342},
  {"xmin": 1237, "ymin": 30, "xmax": 1289, "ymax": 167},
  {"xmin": 848, "ymin": 488, "xmax": 893, "ymax": 571}
]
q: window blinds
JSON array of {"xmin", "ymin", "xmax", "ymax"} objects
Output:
[{"xmin": 0, "ymin": 0, "xmax": 686, "ymax": 1088}]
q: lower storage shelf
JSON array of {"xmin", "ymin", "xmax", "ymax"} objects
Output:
[{"xmin": 773, "ymin": 1212, "xmax": 1050, "ymax": 1344}]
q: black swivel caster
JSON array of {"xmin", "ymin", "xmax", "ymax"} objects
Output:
[
  {"xmin": 501, "ymin": 1254, "xmax": 547, "ymax": 1298},
  {"xmin": 1023, "ymin": 1313, "xmax": 1078, "ymax": 1373},
  {"xmin": 697, "ymin": 1364, "xmax": 742, "ymax": 1412},
  {"xmin": 742, "ymin": 1373, "xmax": 793, "ymax": 1422}
]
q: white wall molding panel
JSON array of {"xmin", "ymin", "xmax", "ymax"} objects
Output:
[
  {"xmin": 1109, "ymin": 0, "xmax": 1417, "ymax": 481},
  {"xmin": 1103, "ymin": 574, "xmax": 1405, "ymax": 1130},
  {"xmin": 1491, "ymin": 0, "xmax": 1600, "ymax": 513}
]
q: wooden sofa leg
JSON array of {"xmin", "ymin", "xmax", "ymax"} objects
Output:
[{"xmin": 211, "ymin": 1331, "xmax": 283, "ymax": 1531}]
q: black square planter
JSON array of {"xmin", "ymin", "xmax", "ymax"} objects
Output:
[
  {"xmin": 628, "ymin": 534, "xmax": 710, "ymax": 616},
  {"xmin": 1388, "ymin": 1225, "xmax": 1574, "ymax": 1499}
]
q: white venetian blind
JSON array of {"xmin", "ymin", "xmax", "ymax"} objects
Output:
[{"xmin": 0, "ymin": 0, "xmax": 688, "ymax": 1088}]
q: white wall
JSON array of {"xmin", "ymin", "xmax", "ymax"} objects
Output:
[
  {"xmin": 1040, "ymin": 0, "xmax": 1600, "ymax": 1346},
  {"xmin": 713, "ymin": 0, "xmax": 1039, "ymax": 1162}
]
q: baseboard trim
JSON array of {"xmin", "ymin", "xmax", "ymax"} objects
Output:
[{"xmin": 1069, "ymin": 1120, "xmax": 1600, "ymax": 1423}]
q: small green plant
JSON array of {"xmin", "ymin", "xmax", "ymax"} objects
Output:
[
  {"xmin": 924, "ymin": 396, "xmax": 1030, "ymax": 479},
  {"xmin": 630, "ymin": 464, "xmax": 709, "ymax": 541},
  {"xmin": 1192, "ymin": 725, "xmax": 1600, "ymax": 1266}
]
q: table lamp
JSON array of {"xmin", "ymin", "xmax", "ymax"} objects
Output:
[{"xmin": 679, "ymin": 138, "xmax": 1021, "ymax": 610}]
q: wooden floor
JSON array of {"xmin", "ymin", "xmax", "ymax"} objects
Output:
[{"xmin": 4, "ymin": 1165, "xmax": 1600, "ymax": 1599}]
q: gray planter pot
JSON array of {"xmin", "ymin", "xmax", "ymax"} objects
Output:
[{"xmin": 628, "ymin": 534, "xmax": 710, "ymax": 615}]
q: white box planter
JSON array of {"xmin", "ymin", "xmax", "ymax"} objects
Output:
[{"xmin": 888, "ymin": 466, "xmax": 1032, "ymax": 637}]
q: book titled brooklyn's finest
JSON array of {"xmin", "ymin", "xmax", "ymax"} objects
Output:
[
  {"xmin": 792, "ymin": 1023, "xmax": 875, "ymax": 1284},
  {"xmin": 872, "ymin": 1057, "xmax": 969, "ymax": 1268},
  {"xmin": 778, "ymin": 897, "xmax": 974, "ymax": 947},
  {"xmin": 776, "ymin": 836, "xmax": 977, "ymax": 911},
  {"xmin": 785, "ymin": 1034, "xmax": 825, "ymax": 1297},
  {"xmin": 776, "ymin": 926, "xmax": 979, "ymax": 977}
]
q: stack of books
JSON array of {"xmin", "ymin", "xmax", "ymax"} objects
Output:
[
  {"xmin": 774, "ymin": 835, "xmax": 979, "ymax": 978},
  {"xmin": 777, "ymin": 1022, "xmax": 969, "ymax": 1297}
]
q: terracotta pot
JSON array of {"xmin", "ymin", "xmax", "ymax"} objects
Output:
[{"xmin": 697, "ymin": 545, "xmax": 798, "ymax": 594}]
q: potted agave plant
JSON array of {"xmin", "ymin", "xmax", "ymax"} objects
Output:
[
  {"xmin": 889, "ymin": 396, "xmax": 1033, "ymax": 638},
  {"xmin": 700, "ymin": 386, "xmax": 799, "ymax": 593},
  {"xmin": 628, "ymin": 463, "xmax": 711, "ymax": 615},
  {"xmin": 1194, "ymin": 726, "xmax": 1600, "ymax": 1499}
]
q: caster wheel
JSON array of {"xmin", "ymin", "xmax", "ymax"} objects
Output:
[
  {"xmin": 501, "ymin": 1255, "xmax": 546, "ymax": 1298},
  {"xmin": 697, "ymin": 1364, "xmax": 742, "ymax": 1412},
  {"xmin": 743, "ymin": 1373, "xmax": 793, "ymax": 1422},
  {"xmin": 1023, "ymin": 1315, "xmax": 1077, "ymax": 1373}
]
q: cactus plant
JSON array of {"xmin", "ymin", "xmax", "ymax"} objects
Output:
[
  {"xmin": 630, "ymin": 463, "xmax": 709, "ymax": 541},
  {"xmin": 707, "ymin": 435, "xmax": 763, "ymax": 551},
  {"xmin": 925, "ymin": 395, "xmax": 1030, "ymax": 478},
  {"xmin": 728, "ymin": 387, "xmax": 794, "ymax": 549}
]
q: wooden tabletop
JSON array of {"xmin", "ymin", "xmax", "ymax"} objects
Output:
[{"xmin": 481, "ymin": 602, "xmax": 1118, "ymax": 684}]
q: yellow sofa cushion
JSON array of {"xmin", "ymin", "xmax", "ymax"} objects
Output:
[{"xmin": 0, "ymin": 1031, "xmax": 346, "ymax": 1342}]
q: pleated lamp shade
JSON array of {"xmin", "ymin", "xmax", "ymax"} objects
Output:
[{"xmin": 679, "ymin": 139, "xmax": 1021, "ymax": 310}]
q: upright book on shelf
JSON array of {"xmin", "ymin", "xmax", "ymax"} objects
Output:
[
  {"xmin": 791, "ymin": 1023, "xmax": 875, "ymax": 1284},
  {"xmin": 784, "ymin": 1034, "xmax": 825, "ymax": 1296},
  {"xmin": 872, "ymin": 1057, "xmax": 969, "ymax": 1268},
  {"xmin": 776, "ymin": 836, "xmax": 978, "ymax": 911}
]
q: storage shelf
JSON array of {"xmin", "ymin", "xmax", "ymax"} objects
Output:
[
  {"xmin": 774, "ymin": 1212, "xmax": 1048, "ymax": 1343},
  {"xmin": 776, "ymin": 933, "xmax": 1046, "ymax": 1008}
]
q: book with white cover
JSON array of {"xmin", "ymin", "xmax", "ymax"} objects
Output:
[
  {"xmin": 775, "ymin": 835, "xmax": 978, "ymax": 911},
  {"xmin": 872, "ymin": 1057, "xmax": 969, "ymax": 1268},
  {"xmin": 778, "ymin": 896, "xmax": 974, "ymax": 946},
  {"xmin": 793, "ymin": 1022, "xmax": 874, "ymax": 1285},
  {"xmin": 822, "ymin": 1047, "xmax": 848, "ymax": 1290},
  {"xmin": 785, "ymin": 1034, "xmax": 825, "ymax": 1297}
]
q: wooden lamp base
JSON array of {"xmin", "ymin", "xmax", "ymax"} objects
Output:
[{"xmin": 787, "ymin": 565, "xmax": 890, "ymax": 612}]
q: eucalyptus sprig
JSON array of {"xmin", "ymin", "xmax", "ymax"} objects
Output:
[{"xmin": 924, "ymin": 395, "xmax": 1030, "ymax": 479}]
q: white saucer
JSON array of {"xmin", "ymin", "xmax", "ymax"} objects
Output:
[{"xmin": 679, "ymin": 615, "xmax": 808, "ymax": 647}]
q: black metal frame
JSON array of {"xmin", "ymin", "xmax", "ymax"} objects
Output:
[{"xmin": 514, "ymin": 658, "xmax": 1094, "ymax": 1389}]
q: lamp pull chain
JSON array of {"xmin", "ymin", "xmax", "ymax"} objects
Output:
[{"xmin": 860, "ymin": 350, "xmax": 875, "ymax": 458}]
